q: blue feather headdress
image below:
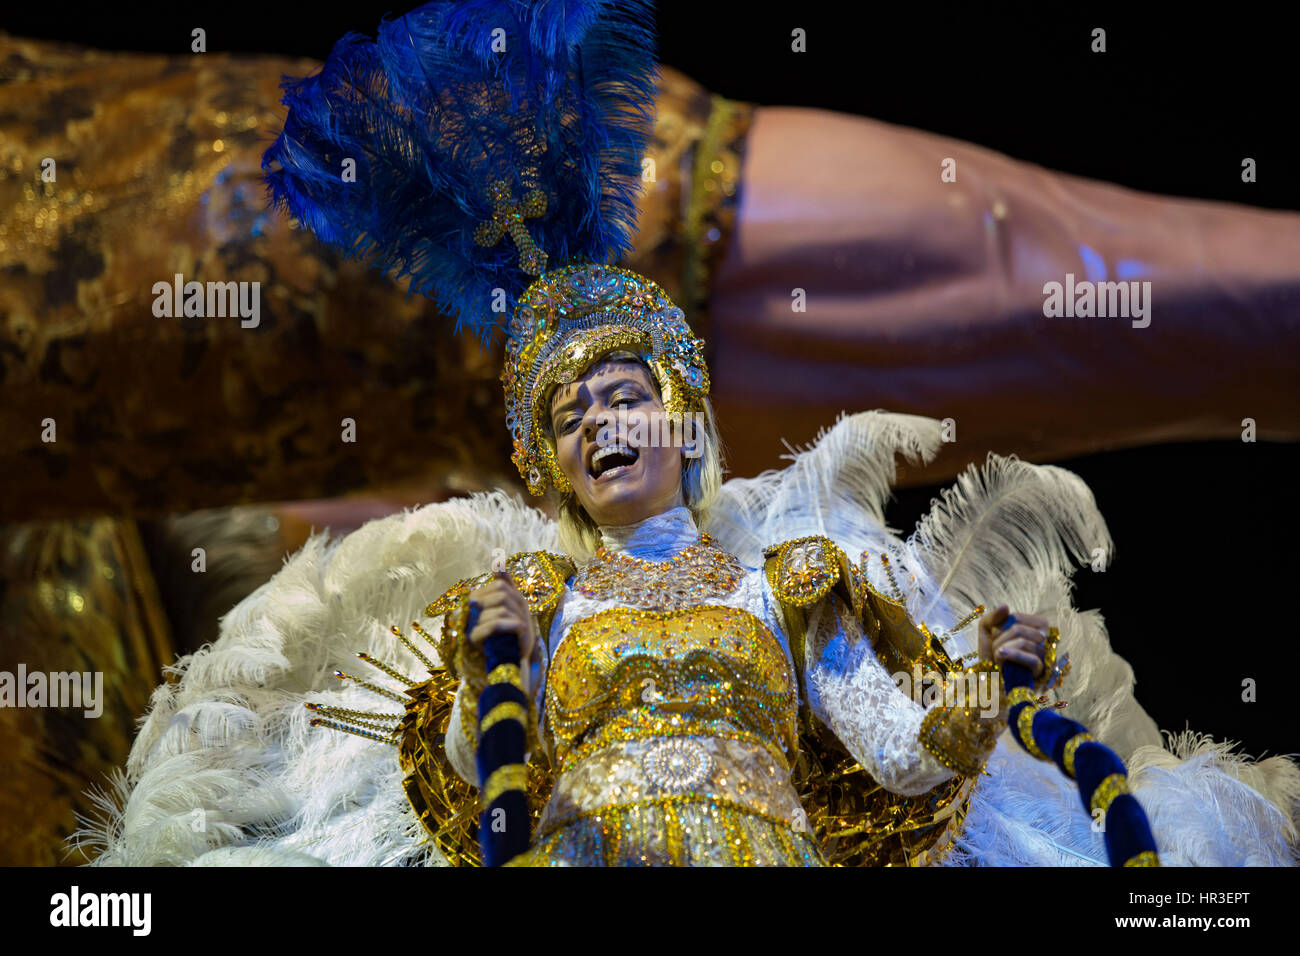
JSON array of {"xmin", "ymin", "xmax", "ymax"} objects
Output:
[
  {"xmin": 263, "ymin": 0, "xmax": 711, "ymax": 497},
  {"xmin": 262, "ymin": 0, "xmax": 659, "ymax": 340}
]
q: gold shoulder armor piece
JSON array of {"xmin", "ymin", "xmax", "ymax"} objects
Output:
[
  {"xmin": 424, "ymin": 573, "xmax": 491, "ymax": 620},
  {"xmin": 423, "ymin": 550, "xmax": 575, "ymax": 621},
  {"xmin": 763, "ymin": 535, "xmax": 864, "ymax": 616},
  {"xmin": 503, "ymin": 550, "xmax": 575, "ymax": 618}
]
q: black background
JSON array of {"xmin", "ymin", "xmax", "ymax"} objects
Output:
[{"xmin": 2, "ymin": 2, "xmax": 1296, "ymax": 760}]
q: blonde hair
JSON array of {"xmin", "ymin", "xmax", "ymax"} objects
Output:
[{"xmin": 545, "ymin": 352, "xmax": 725, "ymax": 560}]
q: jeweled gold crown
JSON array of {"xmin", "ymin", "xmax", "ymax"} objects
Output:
[{"xmin": 502, "ymin": 262, "xmax": 710, "ymax": 496}]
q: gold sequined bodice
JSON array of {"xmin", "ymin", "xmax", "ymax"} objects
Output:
[
  {"xmin": 514, "ymin": 517, "xmax": 821, "ymax": 861},
  {"xmin": 545, "ymin": 604, "xmax": 799, "ymax": 771}
]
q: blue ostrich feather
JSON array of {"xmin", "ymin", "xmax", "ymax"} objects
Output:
[{"xmin": 262, "ymin": 0, "xmax": 658, "ymax": 341}]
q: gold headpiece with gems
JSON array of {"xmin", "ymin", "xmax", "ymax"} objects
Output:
[
  {"xmin": 471, "ymin": 178, "xmax": 712, "ymax": 496},
  {"xmin": 497, "ymin": 258, "xmax": 711, "ymax": 497}
]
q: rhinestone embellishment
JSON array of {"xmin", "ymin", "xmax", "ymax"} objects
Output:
[
  {"xmin": 573, "ymin": 533, "xmax": 745, "ymax": 611},
  {"xmin": 641, "ymin": 737, "xmax": 712, "ymax": 792}
]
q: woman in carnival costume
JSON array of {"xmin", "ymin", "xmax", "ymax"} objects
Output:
[{"xmin": 78, "ymin": 0, "xmax": 1298, "ymax": 867}]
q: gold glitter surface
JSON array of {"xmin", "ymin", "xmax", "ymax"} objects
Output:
[
  {"xmin": 1016, "ymin": 704, "xmax": 1052, "ymax": 762},
  {"xmin": 765, "ymin": 536, "xmax": 859, "ymax": 611},
  {"xmin": 0, "ymin": 518, "xmax": 175, "ymax": 865},
  {"xmin": 1090, "ymin": 772, "xmax": 1129, "ymax": 816},
  {"xmin": 1063, "ymin": 732, "xmax": 1096, "ymax": 779},
  {"xmin": 481, "ymin": 763, "xmax": 529, "ymax": 808},
  {"xmin": 1123, "ymin": 850, "xmax": 1161, "ymax": 867},
  {"xmin": 0, "ymin": 34, "xmax": 752, "ymax": 521},
  {"xmin": 544, "ymin": 605, "xmax": 799, "ymax": 767},
  {"xmin": 918, "ymin": 703, "xmax": 1003, "ymax": 777}
]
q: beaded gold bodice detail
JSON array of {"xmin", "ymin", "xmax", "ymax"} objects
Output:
[
  {"xmin": 570, "ymin": 532, "xmax": 746, "ymax": 612},
  {"xmin": 544, "ymin": 605, "xmax": 799, "ymax": 771}
]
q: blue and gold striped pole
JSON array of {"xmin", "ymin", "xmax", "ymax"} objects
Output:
[
  {"xmin": 474, "ymin": 626, "xmax": 531, "ymax": 866},
  {"xmin": 1000, "ymin": 615, "xmax": 1160, "ymax": 867}
]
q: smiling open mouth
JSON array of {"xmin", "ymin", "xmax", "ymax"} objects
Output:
[{"xmin": 590, "ymin": 443, "xmax": 640, "ymax": 479}]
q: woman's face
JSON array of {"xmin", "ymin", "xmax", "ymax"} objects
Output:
[{"xmin": 549, "ymin": 359, "xmax": 686, "ymax": 527}]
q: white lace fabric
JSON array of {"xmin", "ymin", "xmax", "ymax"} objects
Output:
[{"xmin": 803, "ymin": 594, "xmax": 955, "ymax": 795}]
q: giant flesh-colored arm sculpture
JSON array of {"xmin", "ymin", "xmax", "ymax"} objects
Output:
[{"xmin": 711, "ymin": 106, "xmax": 1300, "ymax": 482}]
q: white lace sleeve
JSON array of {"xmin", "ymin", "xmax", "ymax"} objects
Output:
[
  {"xmin": 804, "ymin": 593, "xmax": 955, "ymax": 796},
  {"xmin": 445, "ymin": 684, "xmax": 479, "ymax": 786}
]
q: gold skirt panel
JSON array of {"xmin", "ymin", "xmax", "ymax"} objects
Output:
[
  {"xmin": 508, "ymin": 795, "xmax": 826, "ymax": 867},
  {"xmin": 539, "ymin": 732, "xmax": 803, "ymax": 836}
]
